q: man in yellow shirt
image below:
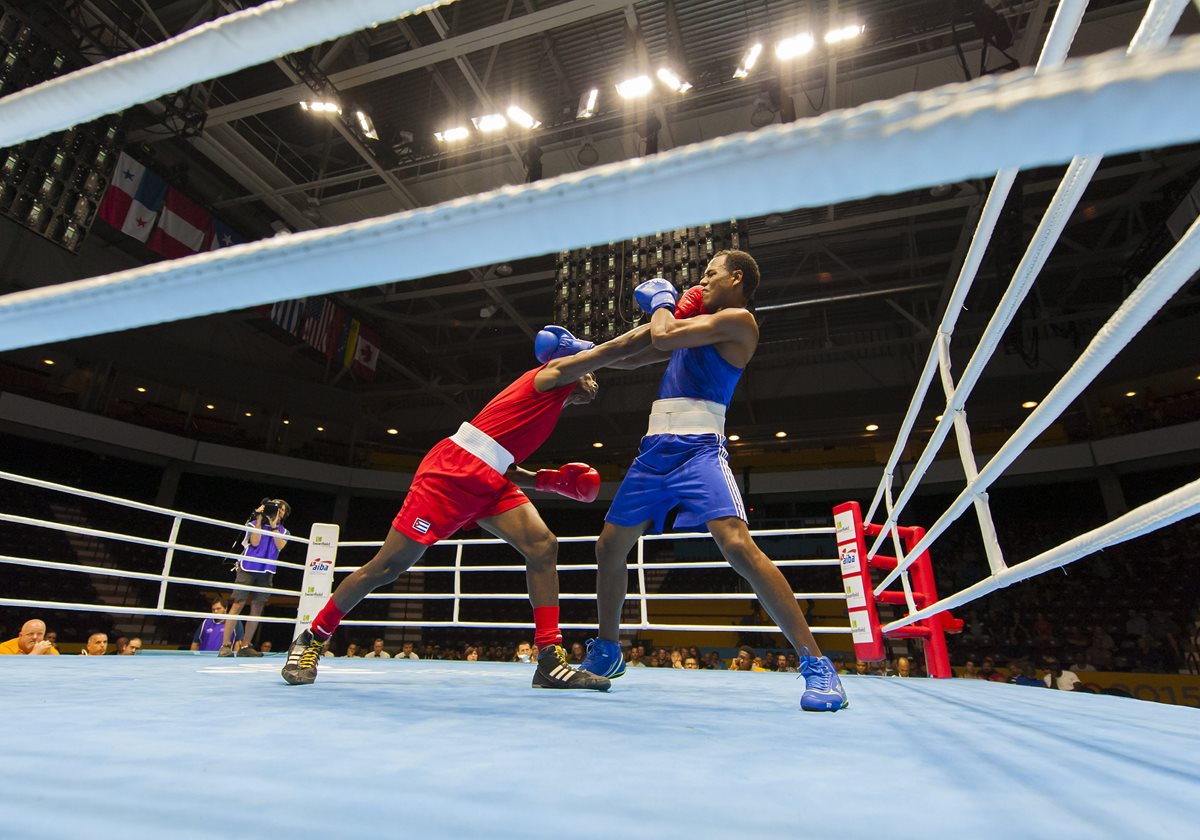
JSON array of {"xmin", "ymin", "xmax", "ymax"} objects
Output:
[{"xmin": 0, "ymin": 619, "xmax": 59, "ymax": 655}]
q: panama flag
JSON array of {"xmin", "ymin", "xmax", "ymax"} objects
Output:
[
  {"xmin": 97, "ymin": 152, "xmax": 168, "ymax": 242},
  {"xmin": 148, "ymin": 187, "xmax": 211, "ymax": 259}
]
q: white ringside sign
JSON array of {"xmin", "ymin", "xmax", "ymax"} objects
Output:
[{"xmin": 295, "ymin": 523, "xmax": 339, "ymax": 635}]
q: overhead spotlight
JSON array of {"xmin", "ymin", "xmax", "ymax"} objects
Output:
[
  {"xmin": 1124, "ymin": 390, "xmax": 1137, "ymax": 397},
  {"xmin": 775, "ymin": 431, "xmax": 788, "ymax": 438},
  {"xmin": 355, "ymin": 110, "xmax": 379, "ymax": 140},
  {"xmin": 136, "ymin": 386, "xmax": 147, "ymax": 393},
  {"xmin": 479, "ymin": 304, "xmax": 498, "ymax": 319},
  {"xmin": 316, "ymin": 426, "xmax": 325, "ymax": 432},
  {"xmin": 865, "ymin": 423, "xmax": 879, "ymax": 432},
  {"xmin": 577, "ymin": 140, "xmax": 599, "ymax": 166},
  {"xmin": 776, "ymin": 33, "xmax": 815, "ymax": 60},
  {"xmin": 1021, "ymin": 400, "xmax": 1038, "ymax": 409},
  {"xmin": 506, "ymin": 105, "xmax": 541, "ymax": 130},
  {"xmin": 577, "ymin": 88, "xmax": 599, "ymax": 119},
  {"xmin": 592, "ymin": 442, "xmax": 604, "ymax": 449},
  {"xmin": 495, "ymin": 263, "xmax": 514, "ymax": 277},
  {"xmin": 299, "ymin": 100, "xmax": 342, "ymax": 114},
  {"xmin": 472, "ymin": 113, "xmax": 508, "ymax": 132},
  {"xmin": 733, "ymin": 43, "xmax": 763, "ymax": 78},
  {"xmin": 435, "ymin": 126, "xmax": 470, "ymax": 142},
  {"xmin": 386, "ymin": 428, "xmax": 399, "ymax": 435},
  {"xmin": 728, "ymin": 434, "xmax": 741, "ymax": 442},
  {"xmin": 42, "ymin": 359, "xmax": 55, "ymax": 365},
  {"xmin": 825, "ymin": 24, "xmax": 865, "ymax": 44},
  {"xmin": 616, "ymin": 75, "xmax": 653, "ymax": 100},
  {"xmin": 282, "ymin": 418, "xmax": 290, "ymax": 425},
  {"xmin": 656, "ymin": 67, "xmax": 692, "ymax": 93},
  {"xmin": 244, "ymin": 411, "xmax": 253, "ymax": 417},
  {"xmin": 205, "ymin": 403, "xmax": 215, "ymax": 410}
]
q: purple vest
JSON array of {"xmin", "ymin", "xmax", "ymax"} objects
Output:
[
  {"xmin": 193, "ymin": 617, "xmax": 243, "ymax": 651},
  {"xmin": 240, "ymin": 520, "xmax": 288, "ymax": 573}
]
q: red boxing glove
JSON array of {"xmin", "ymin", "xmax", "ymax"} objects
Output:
[
  {"xmin": 535, "ymin": 463, "xmax": 601, "ymax": 503},
  {"xmin": 674, "ymin": 285, "xmax": 708, "ymax": 319}
]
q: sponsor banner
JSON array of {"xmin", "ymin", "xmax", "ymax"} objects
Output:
[
  {"xmin": 295, "ymin": 523, "xmax": 339, "ymax": 635},
  {"xmin": 839, "ymin": 544, "xmax": 861, "ymax": 576},
  {"xmin": 844, "ymin": 576, "xmax": 867, "ymax": 610},
  {"xmin": 834, "ymin": 509, "xmax": 855, "ymax": 545},
  {"xmin": 848, "ymin": 609, "xmax": 876, "ymax": 645}
]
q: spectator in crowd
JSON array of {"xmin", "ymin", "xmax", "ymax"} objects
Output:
[
  {"xmin": 774, "ymin": 654, "xmax": 796, "ymax": 673},
  {"xmin": 626, "ymin": 647, "xmax": 646, "ymax": 668},
  {"xmin": 854, "ymin": 660, "xmax": 870, "ymax": 676},
  {"xmin": 260, "ymin": 641, "xmax": 273, "ymax": 653},
  {"xmin": 978, "ymin": 657, "xmax": 1006, "ymax": 682},
  {"xmin": 363, "ymin": 639, "xmax": 391, "ymax": 659},
  {"xmin": 894, "ymin": 656, "xmax": 912, "ymax": 678},
  {"xmin": 569, "ymin": 641, "xmax": 586, "ymax": 664},
  {"xmin": 701, "ymin": 651, "xmax": 722, "ymax": 670},
  {"xmin": 669, "ymin": 650, "xmax": 684, "ymax": 669},
  {"xmin": 1010, "ymin": 661, "xmax": 1045, "ymax": 687},
  {"xmin": 729, "ymin": 646, "xmax": 768, "ymax": 671},
  {"xmin": 647, "ymin": 654, "xmax": 662, "ymax": 667},
  {"xmin": 465, "ymin": 647, "xmax": 479, "ymax": 662},
  {"xmin": 960, "ymin": 660, "xmax": 981, "ymax": 679},
  {"xmin": 113, "ymin": 637, "xmax": 129, "ymax": 656},
  {"xmin": 191, "ymin": 601, "xmax": 244, "ymax": 652},
  {"xmin": 220, "ymin": 497, "xmax": 291, "ymax": 658},
  {"xmin": 81, "ymin": 633, "xmax": 109, "ymax": 656},
  {"xmin": 395, "ymin": 642, "xmax": 420, "ymax": 660},
  {"xmin": 0, "ymin": 619, "xmax": 59, "ymax": 655},
  {"xmin": 513, "ymin": 641, "xmax": 533, "ymax": 663},
  {"xmin": 344, "ymin": 643, "xmax": 361, "ymax": 658},
  {"xmin": 1043, "ymin": 658, "xmax": 1082, "ymax": 691},
  {"xmin": 121, "ymin": 638, "xmax": 143, "ymax": 655},
  {"xmin": 45, "ymin": 631, "xmax": 57, "ymax": 647},
  {"xmin": 683, "ymin": 656, "xmax": 700, "ymax": 669}
]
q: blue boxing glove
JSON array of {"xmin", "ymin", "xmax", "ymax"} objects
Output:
[
  {"xmin": 634, "ymin": 277, "xmax": 678, "ymax": 315},
  {"xmin": 535, "ymin": 325, "xmax": 595, "ymax": 363}
]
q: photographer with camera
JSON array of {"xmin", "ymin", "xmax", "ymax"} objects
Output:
[{"xmin": 219, "ymin": 497, "xmax": 291, "ymax": 657}]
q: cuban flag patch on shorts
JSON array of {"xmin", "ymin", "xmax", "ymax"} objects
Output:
[{"xmin": 413, "ymin": 517, "xmax": 431, "ymax": 535}]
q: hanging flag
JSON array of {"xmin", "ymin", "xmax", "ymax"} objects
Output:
[
  {"xmin": 340, "ymin": 318, "xmax": 361, "ymax": 369},
  {"xmin": 204, "ymin": 217, "xmax": 244, "ymax": 250},
  {"xmin": 270, "ymin": 298, "xmax": 307, "ymax": 336},
  {"xmin": 353, "ymin": 323, "xmax": 381, "ymax": 381},
  {"xmin": 300, "ymin": 297, "xmax": 341, "ymax": 356},
  {"xmin": 96, "ymin": 151, "xmax": 167, "ymax": 242},
  {"xmin": 148, "ymin": 187, "xmax": 211, "ymax": 258}
]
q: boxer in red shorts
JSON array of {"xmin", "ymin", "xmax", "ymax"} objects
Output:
[{"xmin": 282, "ymin": 322, "xmax": 652, "ymax": 690}]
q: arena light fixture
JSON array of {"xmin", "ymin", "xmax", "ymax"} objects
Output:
[
  {"xmin": 282, "ymin": 417, "xmax": 290, "ymax": 425},
  {"xmin": 733, "ymin": 43, "xmax": 763, "ymax": 79},
  {"xmin": 776, "ymin": 33, "xmax": 815, "ymax": 60},
  {"xmin": 775, "ymin": 431, "xmax": 788, "ymax": 438},
  {"xmin": 865, "ymin": 423, "xmax": 879, "ymax": 431},
  {"xmin": 434, "ymin": 126, "xmax": 470, "ymax": 142},
  {"xmin": 472, "ymin": 113, "xmax": 508, "ymax": 133},
  {"xmin": 42, "ymin": 358, "xmax": 54, "ymax": 365},
  {"xmin": 592, "ymin": 441, "xmax": 604, "ymax": 448},
  {"xmin": 244, "ymin": 411, "xmax": 253, "ymax": 417},
  {"xmin": 299, "ymin": 100, "xmax": 342, "ymax": 114},
  {"xmin": 615, "ymin": 75, "xmax": 653, "ymax": 100},
  {"xmin": 136, "ymin": 386, "xmax": 147, "ymax": 393},
  {"xmin": 825, "ymin": 24, "xmax": 865, "ymax": 44},
  {"xmin": 577, "ymin": 88, "xmax": 599, "ymax": 119},
  {"xmin": 506, "ymin": 105, "xmax": 541, "ymax": 130},
  {"xmin": 205, "ymin": 403, "xmax": 215, "ymax": 410},
  {"xmin": 728, "ymin": 434, "xmax": 741, "ymax": 441},
  {"xmin": 355, "ymin": 110, "xmax": 379, "ymax": 140},
  {"xmin": 935, "ymin": 414, "xmax": 943, "ymax": 421},
  {"xmin": 316, "ymin": 425, "xmax": 325, "ymax": 432},
  {"xmin": 1021, "ymin": 400, "xmax": 1038, "ymax": 409},
  {"xmin": 656, "ymin": 67, "xmax": 692, "ymax": 93},
  {"xmin": 1124, "ymin": 390, "xmax": 1137, "ymax": 397},
  {"xmin": 386, "ymin": 427, "xmax": 399, "ymax": 435}
]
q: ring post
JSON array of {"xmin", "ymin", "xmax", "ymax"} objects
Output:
[
  {"xmin": 295, "ymin": 524, "xmax": 339, "ymax": 636},
  {"xmin": 835, "ymin": 502, "xmax": 886, "ymax": 661}
]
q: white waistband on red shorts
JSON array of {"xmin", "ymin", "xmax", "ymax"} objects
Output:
[
  {"xmin": 646, "ymin": 398, "xmax": 726, "ymax": 437},
  {"xmin": 448, "ymin": 421, "xmax": 515, "ymax": 475}
]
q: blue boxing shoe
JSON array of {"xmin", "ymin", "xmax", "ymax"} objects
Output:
[
  {"xmin": 577, "ymin": 638, "xmax": 626, "ymax": 680},
  {"xmin": 799, "ymin": 649, "xmax": 849, "ymax": 712}
]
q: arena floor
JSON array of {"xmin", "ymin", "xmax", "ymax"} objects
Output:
[{"xmin": 5, "ymin": 654, "xmax": 1198, "ymax": 838}]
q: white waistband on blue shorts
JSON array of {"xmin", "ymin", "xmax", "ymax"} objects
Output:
[
  {"xmin": 646, "ymin": 398, "xmax": 726, "ymax": 437},
  {"xmin": 448, "ymin": 422, "xmax": 515, "ymax": 475}
]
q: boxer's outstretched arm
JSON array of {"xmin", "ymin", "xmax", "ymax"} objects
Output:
[
  {"xmin": 535, "ymin": 324, "xmax": 653, "ymax": 388},
  {"xmin": 605, "ymin": 344, "xmax": 671, "ymax": 370},
  {"xmin": 648, "ymin": 307, "xmax": 757, "ymax": 351}
]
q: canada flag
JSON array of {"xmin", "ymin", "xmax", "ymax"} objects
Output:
[{"xmin": 352, "ymin": 324, "xmax": 381, "ymax": 381}]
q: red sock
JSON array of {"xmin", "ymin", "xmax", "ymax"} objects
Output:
[
  {"xmin": 533, "ymin": 606, "xmax": 562, "ymax": 649},
  {"xmin": 311, "ymin": 600, "xmax": 345, "ymax": 640}
]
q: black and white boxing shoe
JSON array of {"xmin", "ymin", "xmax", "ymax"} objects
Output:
[
  {"xmin": 281, "ymin": 629, "xmax": 324, "ymax": 686},
  {"xmin": 532, "ymin": 644, "xmax": 611, "ymax": 691}
]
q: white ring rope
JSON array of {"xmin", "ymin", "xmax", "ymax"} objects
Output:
[
  {"xmin": 3, "ymin": 38, "xmax": 1200, "ymax": 349},
  {"xmin": 0, "ymin": 0, "xmax": 454, "ymax": 148},
  {"xmin": 0, "ymin": 469, "xmax": 851, "ymax": 636},
  {"xmin": 866, "ymin": 0, "xmax": 1190, "ymax": 563}
]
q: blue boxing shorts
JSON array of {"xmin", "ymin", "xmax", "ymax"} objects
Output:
[{"xmin": 605, "ymin": 433, "xmax": 747, "ymax": 534}]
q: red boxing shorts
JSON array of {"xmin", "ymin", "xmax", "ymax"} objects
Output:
[{"xmin": 392, "ymin": 438, "xmax": 530, "ymax": 545}]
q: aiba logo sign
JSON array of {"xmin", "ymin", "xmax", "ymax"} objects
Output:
[{"xmin": 309, "ymin": 557, "xmax": 332, "ymax": 572}]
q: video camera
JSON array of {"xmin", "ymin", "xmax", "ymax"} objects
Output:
[{"xmin": 257, "ymin": 497, "xmax": 288, "ymax": 522}]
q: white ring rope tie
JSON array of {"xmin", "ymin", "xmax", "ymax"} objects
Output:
[
  {"xmin": 0, "ymin": 0, "xmax": 454, "ymax": 148},
  {"xmin": 0, "ymin": 470, "xmax": 850, "ymax": 635},
  {"xmin": 2, "ymin": 38, "xmax": 1200, "ymax": 349}
]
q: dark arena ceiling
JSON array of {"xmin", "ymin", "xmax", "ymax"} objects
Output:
[{"xmin": 1, "ymin": 0, "xmax": 1198, "ymax": 474}]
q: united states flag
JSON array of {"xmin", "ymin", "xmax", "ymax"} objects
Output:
[
  {"xmin": 300, "ymin": 297, "xmax": 341, "ymax": 357},
  {"xmin": 270, "ymin": 298, "xmax": 306, "ymax": 336}
]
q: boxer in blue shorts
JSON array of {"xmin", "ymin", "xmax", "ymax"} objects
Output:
[{"xmin": 579, "ymin": 250, "xmax": 848, "ymax": 712}]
